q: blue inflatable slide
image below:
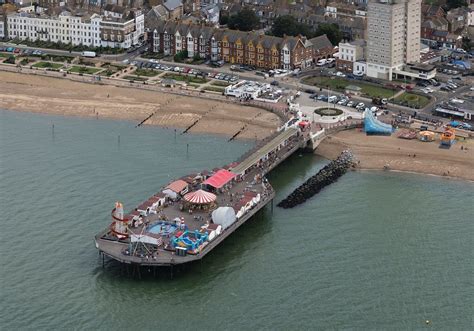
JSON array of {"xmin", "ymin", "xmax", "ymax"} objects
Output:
[{"xmin": 364, "ymin": 109, "xmax": 394, "ymax": 135}]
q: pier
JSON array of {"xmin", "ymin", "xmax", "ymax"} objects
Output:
[{"xmin": 95, "ymin": 123, "xmax": 313, "ymax": 267}]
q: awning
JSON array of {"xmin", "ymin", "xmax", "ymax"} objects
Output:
[
  {"xmin": 183, "ymin": 189, "xmax": 217, "ymax": 204},
  {"xmin": 203, "ymin": 169, "xmax": 236, "ymax": 189},
  {"xmin": 165, "ymin": 179, "xmax": 188, "ymax": 193}
]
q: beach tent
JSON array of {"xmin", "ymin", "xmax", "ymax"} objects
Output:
[
  {"xmin": 212, "ymin": 207, "xmax": 236, "ymax": 230},
  {"xmin": 183, "ymin": 189, "xmax": 217, "ymax": 204}
]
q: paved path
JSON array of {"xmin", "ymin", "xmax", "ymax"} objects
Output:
[{"xmin": 231, "ymin": 128, "xmax": 298, "ymax": 175}]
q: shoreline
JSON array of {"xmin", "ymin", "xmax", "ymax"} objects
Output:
[
  {"xmin": 351, "ymin": 168, "xmax": 474, "ymax": 183},
  {"xmin": 0, "ymin": 71, "xmax": 281, "ymax": 140},
  {"xmin": 316, "ymin": 129, "xmax": 474, "ymax": 182}
]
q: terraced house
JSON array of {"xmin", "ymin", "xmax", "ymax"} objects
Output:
[{"xmin": 147, "ymin": 20, "xmax": 334, "ymax": 69}]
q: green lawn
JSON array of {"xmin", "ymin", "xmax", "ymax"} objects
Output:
[
  {"xmin": 203, "ymin": 86, "xmax": 225, "ymax": 93},
  {"xmin": 134, "ymin": 68, "xmax": 161, "ymax": 77},
  {"xmin": 124, "ymin": 75, "xmax": 148, "ymax": 81},
  {"xmin": 211, "ymin": 80, "xmax": 231, "ymax": 87},
  {"xmin": 163, "ymin": 73, "xmax": 208, "ymax": 84},
  {"xmin": 32, "ymin": 62, "xmax": 63, "ymax": 69},
  {"xmin": 68, "ymin": 66, "xmax": 102, "ymax": 74},
  {"xmin": 394, "ymin": 92, "xmax": 431, "ymax": 109},
  {"xmin": 45, "ymin": 55, "xmax": 75, "ymax": 63},
  {"xmin": 98, "ymin": 64, "xmax": 126, "ymax": 76},
  {"xmin": 302, "ymin": 76, "xmax": 397, "ymax": 98}
]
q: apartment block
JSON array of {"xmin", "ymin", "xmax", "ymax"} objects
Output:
[
  {"xmin": 6, "ymin": 6, "xmax": 144, "ymax": 49},
  {"xmin": 366, "ymin": 0, "xmax": 421, "ymax": 80},
  {"xmin": 7, "ymin": 11, "xmax": 102, "ymax": 47},
  {"xmin": 148, "ymin": 20, "xmax": 334, "ymax": 70}
]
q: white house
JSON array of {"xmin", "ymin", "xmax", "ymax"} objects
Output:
[{"xmin": 7, "ymin": 11, "xmax": 102, "ymax": 47}]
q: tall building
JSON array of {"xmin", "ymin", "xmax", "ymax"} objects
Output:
[{"xmin": 366, "ymin": 0, "xmax": 421, "ymax": 80}]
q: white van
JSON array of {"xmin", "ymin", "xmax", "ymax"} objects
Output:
[
  {"xmin": 317, "ymin": 59, "xmax": 327, "ymax": 66},
  {"xmin": 328, "ymin": 96, "xmax": 338, "ymax": 103}
]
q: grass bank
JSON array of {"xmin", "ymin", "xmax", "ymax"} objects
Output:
[{"xmin": 302, "ymin": 76, "xmax": 398, "ymax": 98}]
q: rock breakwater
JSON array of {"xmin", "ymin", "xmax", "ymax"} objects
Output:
[{"xmin": 277, "ymin": 150, "xmax": 354, "ymax": 209}]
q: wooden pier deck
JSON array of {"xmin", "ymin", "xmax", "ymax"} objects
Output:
[{"xmin": 95, "ymin": 127, "xmax": 307, "ymax": 266}]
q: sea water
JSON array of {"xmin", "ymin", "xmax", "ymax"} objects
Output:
[{"xmin": 0, "ymin": 110, "xmax": 472, "ymax": 329}]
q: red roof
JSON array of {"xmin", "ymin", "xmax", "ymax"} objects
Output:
[
  {"xmin": 204, "ymin": 169, "xmax": 236, "ymax": 189},
  {"xmin": 165, "ymin": 179, "xmax": 188, "ymax": 193}
]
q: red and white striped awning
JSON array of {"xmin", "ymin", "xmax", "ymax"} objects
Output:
[{"xmin": 183, "ymin": 189, "xmax": 217, "ymax": 204}]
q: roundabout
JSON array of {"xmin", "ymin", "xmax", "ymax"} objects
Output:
[{"xmin": 313, "ymin": 107, "xmax": 344, "ymax": 116}]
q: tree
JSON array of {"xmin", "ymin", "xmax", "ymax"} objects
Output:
[
  {"xmin": 444, "ymin": 0, "xmax": 468, "ymax": 10},
  {"xmin": 219, "ymin": 15, "xmax": 229, "ymax": 26},
  {"xmin": 461, "ymin": 37, "xmax": 472, "ymax": 52},
  {"xmin": 270, "ymin": 15, "xmax": 313, "ymax": 38},
  {"xmin": 227, "ymin": 8, "xmax": 259, "ymax": 31},
  {"xmin": 174, "ymin": 50, "xmax": 188, "ymax": 62},
  {"xmin": 314, "ymin": 23, "xmax": 342, "ymax": 45}
]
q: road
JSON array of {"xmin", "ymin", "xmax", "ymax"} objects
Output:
[{"xmin": 2, "ymin": 41, "xmax": 472, "ymax": 123}]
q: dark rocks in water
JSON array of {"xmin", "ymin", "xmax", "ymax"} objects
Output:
[{"xmin": 277, "ymin": 150, "xmax": 354, "ymax": 209}]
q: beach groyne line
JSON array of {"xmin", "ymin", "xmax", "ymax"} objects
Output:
[
  {"xmin": 181, "ymin": 105, "xmax": 217, "ymax": 135},
  {"xmin": 228, "ymin": 112, "xmax": 262, "ymax": 142},
  {"xmin": 277, "ymin": 150, "xmax": 354, "ymax": 209},
  {"xmin": 136, "ymin": 112, "xmax": 155, "ymax": 128}
]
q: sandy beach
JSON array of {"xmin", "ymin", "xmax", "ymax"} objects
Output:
[
  {"xmin": 0, "ymin": 71, "xmax": 280, "ymax": 140},
  {"xmin": 316, "ymin": 129, "xmax": 474, "ymax": 181}
]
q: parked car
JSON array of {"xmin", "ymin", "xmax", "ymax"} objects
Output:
[
  {"xmin": 304, "ymin": 88, "xmax": 317, "ymax": 94},
  {"xmin": 316, "ymin": 59, "xmax": 327, "ymax": 66},
  {"xmin": 335, "ymin": 71, "xmax": 346, "ymax": 77},
  {"xmin": 356, "ymin": 102, "xmax": 365, "ymax": 110},
  {"xmin": 346, "ymin": 101, "xmax": 354, "ymax": 107},
  {"xmin": 310, "ymin": 94, "xmax": 318, "ymax": 99},
  {"xmin": 328, "ymin": 95, "xmax": 338, "ymax": 103},
  {"xmin": 270, "ymin": 80, "xmax": 279, "ymax": 86}
]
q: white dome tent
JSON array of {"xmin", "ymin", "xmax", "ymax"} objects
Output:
[{"xmin": 212, "ymin": 207, "xmax": 236, "ymax": 230}]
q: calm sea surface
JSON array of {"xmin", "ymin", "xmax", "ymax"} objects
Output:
[{"xmin": 1, "ymin": 110, "xmax": 473, "ymax": 330}]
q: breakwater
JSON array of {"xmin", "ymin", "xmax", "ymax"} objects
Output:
[{"xmin": 277, "ymin": 150, "xmax": 354, "ymax": 209}]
